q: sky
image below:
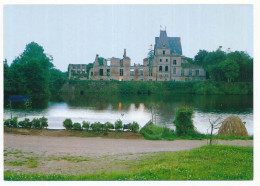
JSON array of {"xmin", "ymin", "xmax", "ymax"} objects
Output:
[{"xmin": 4, "ymin": 4, "xmax": 253, "ymax": 72}]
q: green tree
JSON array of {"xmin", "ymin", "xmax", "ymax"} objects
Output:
[
  {"xmin": 218, "ymin": 59, "xmax": 239, "ymax": 82},
  {"xmin": 49, "ymin": 68, "xmax": 67, "ymax": 100},
  {"xmin": 226, "ymin": 51, "xmax": 253, "ymax": 82},
  {"xmin": 194, "ymin": 50, "xmax": 209, "ymax": 68},
  {"xmin": 9, "ymin": 42, "xmax": 54, "ymax": 103}
]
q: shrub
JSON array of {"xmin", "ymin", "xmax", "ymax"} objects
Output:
[
  {"xmin": 63, "ymin": 118, "xmax": 73, "ymax": 130},
  {"xmin": 73, "ymin": 122, "xmax": 82, "ymax": 130},
  {"xmin": 90, "ymin": 122, "xmax": 102, "ymax": 131},
  {"xmin": 82, "ymin": 121, "xmax": 90, "ymax": 131},
  {"xmin": 4, "ymin": 117, "xmax": 18, "ymax": 128},
  {"xmin": 115, "ymin": 119, "xmax": 123, "ymax": 131},
  {"xmin": 32, "ymin": 118, "xmax": 42, "ymax": 129},
  {"xmin": 104, "ymin": 122, "xmax": 114, "ymax": 131},
  {"xmin": 173, "ymin": 106, "xmax": 195, "ymax": 136},
  {"xmin": 140, "ymin": 123, "xmax": 175, "ymax": 140},
  {"xmin": 39, "ymin": 117, "xmax": 48, "ymax": 128},
  {"xmin": 129, "ymin": 121, "xmax": 140, "ymax": 132},
  {"xmin": 18, "ymin": 118, "xmax": 31, "ymax": 128},
  {"xmin": 123, "ymin": 124, "xmax": 130, "ymax": 131}
]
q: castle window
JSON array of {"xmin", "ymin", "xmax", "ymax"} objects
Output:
[
  {"xmin": 149, "ymin": 68, "xmax": 153, "ymax": 76},
  {"xmin": 159, "ymin": 66, "xmax": 162, "ymax": 72},
  {"xmin": 163, "ymin": 50, "xmax": 165, "ymax": 55},
  {"xmin": 196, "ymin": 69, "xmax": 199, "ymax": 76},
  {"xmin": 130, "ymin": 69, "xmax": 134, "ymax": 76},
  {"xmin": 165, "ymin": 66, "xmax": 168, "ymax": 72},
  {"xmin": 160, "ymin": 59, "xmax": 162, "ymax": 62},
  {"xmin": 139, "ymin": 69, "xmax": 144, "ymax": 76},
  {"xmin": 189, "ymin": 69, "xmax": 192, "ymax": 76},
  {"xmin": 99, "ymin": 69, "xmax": 103, "ymax": 76},
  {"xmin": 120, "ymin": 69, "xmax": 124, "ymax": 76},
  {"xmin": 173, "ymin": 67, "xmax": 176, "ymax": 74},
  {"xmin": 173, "ymin": 60, "xmax": 177, "ymax": 65},
  {"xmin": 107, "ymin": 69, "xmax": 110, "ymax": 76},
  {"xmin": 181, "ymin": 69, "xmax": 184, "ymax": 76},
  {"xmin": 166, "ymin": 59, "xmax": 168, "ymax": 62}
]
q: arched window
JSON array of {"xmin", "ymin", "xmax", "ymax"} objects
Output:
[
  {"xmin": 165, "ymin": 66, "xmax": 168, "ymax": 72},
  {"xmin": 159, "ymin": 66, "xmax": 162, "ymax": 71},
  {"xmin": 163, "ymin": 50, "xmax": 165, "ymax": 55}
]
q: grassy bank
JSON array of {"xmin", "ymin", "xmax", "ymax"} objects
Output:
[
  {"xmin": 4, "ymin": 145, "xmax": 253, "ymax": 180},
  {"xmin": 4, "ymin": 127, "xmax": 253, "ymax": 140},
  {"xmin": 61, "ymin": 80, "xmax": 253, "ymax": 96}
]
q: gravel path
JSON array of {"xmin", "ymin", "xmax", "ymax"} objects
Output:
[{"xmin": 4, "ymin": 134, "xmax": 253, "ymax": 157}]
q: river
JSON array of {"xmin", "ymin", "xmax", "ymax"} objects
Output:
[{"xmin": 4, "ymin": 94, "xmax": 253, "ymax": 135}]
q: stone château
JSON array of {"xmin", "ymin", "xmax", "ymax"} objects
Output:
[{"xmin": 68, "ymin": 30, "xmax": 206, "ymax": 81}]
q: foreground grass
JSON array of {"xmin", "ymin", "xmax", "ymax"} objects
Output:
[{"xmin": 5, "ymin": 145, "xmax": 253, "ymax": 181}]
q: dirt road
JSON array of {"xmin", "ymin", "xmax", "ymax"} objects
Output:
[{"xmin": 4, "ymin": 133, "xmax": 253, "ymax": 157}]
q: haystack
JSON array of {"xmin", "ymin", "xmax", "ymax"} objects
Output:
[{"xmin": 218, "ymin": 116, "xmax": 248, "ymax": 136}]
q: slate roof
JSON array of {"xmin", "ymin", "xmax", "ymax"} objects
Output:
[{"xmin": 155, "ymin": 30, "xmax": 182, "ymax": 55}]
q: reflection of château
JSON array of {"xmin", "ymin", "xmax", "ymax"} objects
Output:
[{"xmin": 68, "ymin": 30, "xmax": 206, "ymax": 81}]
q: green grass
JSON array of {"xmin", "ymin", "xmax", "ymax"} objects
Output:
[
  {"xmin": 25, "ymin": 157, "xmax": 39, "ymax": 168},
  {"xmin": 139, "ymin": 123, "xmax": 252, "ymax": 141},
  {"xmin": 60, "ymin": 156, "xmax": 90, "ymax": 162},
  {"xmin": 4, "ymin": 145, "xmax": 253, "ymax": 181},
  {"xmin": 6, "ymin": 161, "xmax": 25, "ymax": 166}
]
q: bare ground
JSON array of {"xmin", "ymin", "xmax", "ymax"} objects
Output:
[{"xmin": 4, "ymin": 132, "xmax": 253, "ymax": 175}]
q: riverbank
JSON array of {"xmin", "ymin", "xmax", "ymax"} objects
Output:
[
  {"xmin": 4, "ymin": 133, "xmax": 253, "ymax": 180},
  {"xmin": 61, "ymin": 80, "xmax": 253, "ymax": 96},
  {"xmin": 4, "ymin": 128, "xmax": 253, "ymax": 140},
  {"xmin": 4, "ymin": 128, "xmax": 143, "ymax": 139}
]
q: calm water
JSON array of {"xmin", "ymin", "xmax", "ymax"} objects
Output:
[{"xmin": 4, "ymin": 94, "xmax": 253, "ymax": 135}]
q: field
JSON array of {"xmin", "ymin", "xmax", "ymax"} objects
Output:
[
  {"xmin": 4, "ymin": 145, "xmax": 253, "ymax": 181},
  {"xmin": 4, "ymin": 130, "xmax": 253, "ymax": 181}
]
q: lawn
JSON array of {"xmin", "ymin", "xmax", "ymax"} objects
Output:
[{"xmin": 4, "ymin": 145, "xmax": 253, "ymax": 181}]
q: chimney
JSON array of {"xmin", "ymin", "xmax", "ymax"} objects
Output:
[{"xmin": 123, "ymin": 49, "xmax": 126, "ymax": 58}]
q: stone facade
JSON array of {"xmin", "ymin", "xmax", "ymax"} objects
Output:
[{"xmin": 68, "ymin": 30, "xmax": 206, "ymax": 81}]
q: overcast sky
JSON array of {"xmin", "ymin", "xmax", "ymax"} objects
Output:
[{"xmin": 4, "ymin": 4, "xmax": 253, "ymax": 72}]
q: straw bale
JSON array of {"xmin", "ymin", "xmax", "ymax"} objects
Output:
[{"xmin": 218, "ymin": 116, "xmax": 248, "ymax": 137}]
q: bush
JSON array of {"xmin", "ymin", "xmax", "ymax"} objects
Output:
[
  {"xmin": 82, "ymin": 121, "xmax": 90, "ymax": 131},
  {"xmin": 90, "ymin": 122, "xmax": 102, "ymax": 131},
  {"xmin": 39, "ymin": 117, "xmax": 48, "ymax": 128},
  {"xmin": 115, "ymin": 119, "xmax": 123, "ymax": 131},
  {"xmin": 129, "ymin": 121, "xmax": 140, "ymax": 132},
  {"xmin": 104, "ymin": 122, "xmax": 114, "ymax": 131},
  {"xmin": 123, "ymin": 124, "xmax": 130, "ymax": 131},
  {"xmin": 4, "ymin": 117, "xmax": 18, "ymax": 128},
  {"xmin": 173, "ymin": 106, "xmax": 195, "ymax": 136},
  {"xmin": 73, "ymin": 122, "xmax": 82, "ymax": 130},
  {"xmin": 63, "ymin": 118, "xmax": 73, "ymax": 130},
  {"xmin": 32, "ymin": 118, "xmax": 42, "ymax": 129},
  {"xmin": 18, "ymin": 118, "xmax": 31, "ymax": 128},
  {"xmin": 140, "ymin": 123, "xmax": 175, "ymax": 140}
]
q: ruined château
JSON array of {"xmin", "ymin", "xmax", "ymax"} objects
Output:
[{"xmin": 68, "ymin": 30, "xmax": 206, "ymax": 81}]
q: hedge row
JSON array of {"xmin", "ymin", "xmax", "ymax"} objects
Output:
[
  {"xmin": 4, "ymin": 117, "xmax": 48, "ymax": 129},
  {"xmin": 63, "ymin": 119, "xmax": 140, "ymax": 132}
]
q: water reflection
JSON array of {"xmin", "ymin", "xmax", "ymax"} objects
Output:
[{"xmin": 4, "ymin": 94, "xmax": 253, "ymax": 135}]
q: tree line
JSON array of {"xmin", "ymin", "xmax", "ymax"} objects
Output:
[
  {"xmin": 192, "ymin": 49, "xmax": 253, "ymax": 82},
  {"xmin": 4, "ymin": 42, "xmax": 67, "ymax": 108}
]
